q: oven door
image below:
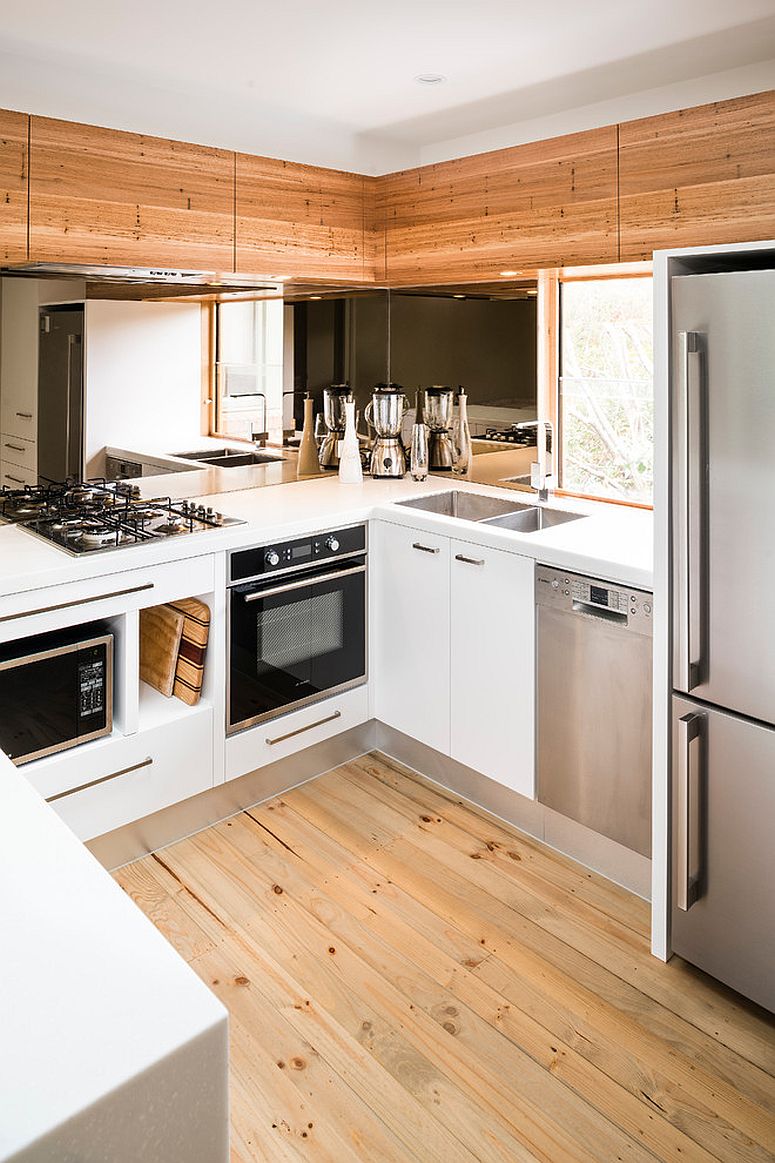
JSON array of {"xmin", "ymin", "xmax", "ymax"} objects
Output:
[{"xmin": 228, "ymin": 555, "xmax": 366, "ymax": 732}]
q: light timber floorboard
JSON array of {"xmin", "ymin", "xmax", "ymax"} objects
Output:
[{"xmin": 115, "ymin": 751, "xmax": 775, "ymax": 1163}]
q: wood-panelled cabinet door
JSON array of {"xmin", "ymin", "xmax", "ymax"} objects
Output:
[
  {"xmin": 235, "ymin": 153, "xmax": 368, "ymax": 280},
  {"xmin": 372, "ymin": 521, "xmax": 450, "ymax": 753},
  {"xmin": 382, "ymin": 125, "xmax": 618, "ymax": 284},
  {"xmin": 619, "ymin": 91, "xmax": 775, "ymax": 260},
  {"xmin": 450, "ymin": 542, "xmax": 534, "ymax": 797},
  {"xmin": 29, "ymin": 117, "xmax": 234, "ymax": 270},
  {"xmin": 0, "ymin": 109, "xmax": 28, "ymax": 263}
]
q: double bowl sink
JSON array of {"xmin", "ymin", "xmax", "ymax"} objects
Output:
[
  {"xmin": 398, "ymin": 490, "xmax": 585, "ymax": 533},
  {"xmin": 174, "ymin": 447, "xmax": 286, "ymax": 469}
]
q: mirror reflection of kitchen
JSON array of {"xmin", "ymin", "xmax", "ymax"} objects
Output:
[{"xmin": 0, "ymin": 274, "xmax": 540, "ymax": 491}]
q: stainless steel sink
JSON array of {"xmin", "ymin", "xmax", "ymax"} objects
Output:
[
  {"xmin": 173, "ymin": 448, "xmax": 285, "ymax": 468},
  {"xmin": 483, "ymin": 507, "xmax": 585, "ymax": 532},
  {"xmin": 398, "ymin": 491, "xmax": 534, "ymax": 522}
]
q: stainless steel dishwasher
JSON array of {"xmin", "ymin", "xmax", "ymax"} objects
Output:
[{"xmin": 535, "ymin": 564, "xmax": 653, "ymax": 857}]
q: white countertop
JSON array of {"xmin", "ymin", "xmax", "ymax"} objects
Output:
[
  {"xmin": 0, "ymin": 474, "xmax": 653, "ymax": 599},
  {"xmin": 0, "ymin": 750, "xmax": 228, "ymax": 1162}
]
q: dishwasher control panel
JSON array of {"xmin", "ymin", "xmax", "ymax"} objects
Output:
[{"xmin": 536, "ymin": 564, "xmax": 653, "ymax": 631}]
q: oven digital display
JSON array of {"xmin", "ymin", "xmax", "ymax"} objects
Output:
[
  {"xmin": 292, "ymin": 545, "xmax": 311, "ymax": 561},
  {"xmin": 590, "ymin": 584, "xmax": 609, "ymax": 606}
]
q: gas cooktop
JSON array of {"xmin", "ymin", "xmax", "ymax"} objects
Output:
[
  {"xmin": 475, "ymin": 426, "xmax": 544, "ymax": 448},
  {"xmin": 0, "ymin": 479, "xmax": 244, "ymax": 555}
]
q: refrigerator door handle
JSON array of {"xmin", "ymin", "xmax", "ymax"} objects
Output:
[
  {"xmin": 676, "ymin": 711, "xmax": 704, "ymax": 911},
  {"xmin": 676, "ymin": 330, "xmax": 705, "ymax": 691}
]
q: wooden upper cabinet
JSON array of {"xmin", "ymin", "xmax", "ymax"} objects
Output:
[
  {"xmin": 619, "ymin": 91, "xmax": 775, "ymax": 260},
  {"xmin": 28, "ymin": 117, "xmax": 234, "ymax": 270},
  {"xmin": 235, "ymin": 153, "xmax": 369, "ymax": 281},
  {"xmin": 382, "ymin": 126, "xmax": 618, "ymax": 284},
  {"xmin": 0, "ymin": 109, "xmax": 29, "ymax": 263}
]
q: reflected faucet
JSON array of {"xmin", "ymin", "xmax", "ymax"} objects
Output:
[{"xmin": 514, "ymin": 419, "xmax": 554, "ymax": 502}]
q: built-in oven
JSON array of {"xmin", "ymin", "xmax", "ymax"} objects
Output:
[
  {"xmin": 0, "ymin": 621, "xmax": 113, "ymax": 764},
  {"xmin": 228, "ymin": 525, "xmax": 367, "ymax": 733}
]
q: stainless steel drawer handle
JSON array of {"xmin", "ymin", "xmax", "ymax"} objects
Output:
[
  {"xmin": 4, "ymin": 474, "xmax": 25, "ymax": 485},
  {"xmin": 676, "ymin": 712, "xmax": 703, "ymax": 911},
  {"xmin": 5, "ymin": 443, "xmax": 25, "ymax": 453},
  {"xmin": 266, "ymin": 709, "xmax": 342, "ymax": 746},
  {"xmin": 455, "ymin": 553, "xmax": 484, "ymax": 566},
  {"xmin": 0, "ymin": 581, "xmax": 154, "ymax": 623},
  {"xmin": 46, "ymin": 757, "xmax": 153, "ymax": 803},
  {"xmin": 15, "ymin": 411, "xmax": 33, "ymax": 419},
  {"xmin": 244, "ymin": 563, "xmax": 366, "ymax": 603},
  {"xmin": 412, "ymin": 542, "xmax": 440, "ymax": 554}
]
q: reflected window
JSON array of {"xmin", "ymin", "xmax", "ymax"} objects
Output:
[{"xmin": 215, "ymin": 300, "xmax": 284, "ymax": 441}]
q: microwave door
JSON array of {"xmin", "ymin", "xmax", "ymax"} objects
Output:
[
  {"xmin": 671, "ymin": 695, "xmax": 775, "ymax": 1012},
  {"xmin": 672, "ymin": 270, "xmax": 775, "ymax": 724}
]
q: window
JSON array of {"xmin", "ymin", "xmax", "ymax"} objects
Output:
[
  {"xmin": 214, "ymin": 300, "xmax": 284, "ymax": 441},
  {"xmin": 559, "ymin": 276, "xmax": 653, "ymax": 505}
]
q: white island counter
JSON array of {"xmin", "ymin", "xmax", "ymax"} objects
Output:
[{"xmin": 0, "ymin": 751, "xmax": 229, "ymax": 1163}]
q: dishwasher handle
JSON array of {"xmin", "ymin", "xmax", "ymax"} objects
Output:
[{"xmin": 571, "ymin": 599, "xmax": 628, "ymax": 625}]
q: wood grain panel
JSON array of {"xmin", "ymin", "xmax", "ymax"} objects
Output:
[
  {"xmin": 0, "ymin": 109, "xmax": 28, "ymax": 263},
  {"xmin": 382, "ymin": 126, "xmax": 618, "ymax": 284},
  {"xmin": 235, "ymin": 152, "xmax": 369, "ymax": 281},
  {"xmin": 28, "ymin": 117, "xmax": 234, "ymax": 270},
  {"xmin": 619, "ymin": 91, "xmax": 775, "ymax": 260}
]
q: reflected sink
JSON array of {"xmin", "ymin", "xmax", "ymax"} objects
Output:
[
  {"xmin": 483, "ymin": 508, "xmax": 585, "ymax": 532},
  {"xmin": 173, "ymin": 448, "xmax": 285, "ymax": 468},
  {"xmin": 398, "ymin": 491, "xmax": 534, "ymax": 522}
]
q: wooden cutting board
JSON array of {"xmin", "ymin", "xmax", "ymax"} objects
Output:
[
  {"xmin": 168, "ymin": 597, "xmax": 211, "ymax": 706},
  {"xmin": 140, "ymin": 605, "xmax": 185, "ymax": 697}
]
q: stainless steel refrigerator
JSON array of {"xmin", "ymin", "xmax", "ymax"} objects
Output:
[
  {"xmin": 38, "ymin": 305, "xmax": 84, "ymax": 482},
  {"xmin": 671, "ymin": 269, "xmax": 775, "ymax": 1012}
]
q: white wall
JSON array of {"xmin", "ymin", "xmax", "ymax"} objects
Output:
[{"xmin": 84, "ymin": 301, "xmax": 203, "ymax": 477}]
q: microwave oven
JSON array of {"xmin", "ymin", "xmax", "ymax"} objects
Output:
[{"xmin": 0, "ymin": 622, "xmax": 113, "ymax": 765}]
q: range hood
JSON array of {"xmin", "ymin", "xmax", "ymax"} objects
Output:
[{"xmin": 2, "ymin": 262, "xmax": 281, "ymax": 294}]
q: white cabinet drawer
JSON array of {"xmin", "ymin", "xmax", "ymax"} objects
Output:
[
  {"xmin": 0, "ymin": 553, "xmax": 215, "ymax": 641},
  {"xmin": 1, "ymin": 463, "xmax": 37, "ymax": 488},
  {"xmin": 41, "ymin": 708, "xmax": 213, "ymax": 841},
  {"xmin": 225, "ymin": 684, "xmax": 368, "ymax": 781},
  {"xmin": 1, "ymin": 434, "xmax": 36, "ymax": 471},
  {"xmin": 0, "ymin": 405, "xmax": 36, "ymax": 442}
]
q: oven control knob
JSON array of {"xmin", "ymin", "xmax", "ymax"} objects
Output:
[
  {"xmin": 325, "ymin": 536, "xmax": 340, "ymax": 552},
  {"xmin": 265, "ymin": 549, "xmax": 280, "ymax": 567}
]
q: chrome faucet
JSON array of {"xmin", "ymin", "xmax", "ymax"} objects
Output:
[{"xmin": 514, "ymin": 419, "xmax": 554, "ymax": 502}]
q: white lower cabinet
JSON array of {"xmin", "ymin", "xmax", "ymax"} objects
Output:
[
  {"xmin": 373, "ymin": 521, "xmax": 450, "ymax": 753},
  {"xmin": 373, "ymin": 520, "xmax": 535, "ymax": 798},
  {"xmin": 450, "ymin": 538, "xmax": 535, "ymax": 797},
  {"xmin": 44, "ymin": 708, "xmax": 213, "ymax": 842}
]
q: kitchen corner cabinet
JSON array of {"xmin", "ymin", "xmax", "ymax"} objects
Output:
[
  {"xmin": 450, "ymin": 539, "xmax": 534, "ymax": 797},
  {"xmin": 28, "ymin": 117, "xmax": 234, "ymax": 270},
  {"xmin": 0, "ymin": 109, "xmax": 28, "ymax": 263},
  {"xmin": 373, "ymin": 522, "xmax": 451, "ymax": 753},
  {"xmin": 235, "ymin": 153, "xmax": 368, "ymax": 281},
  {"xmin": 618, "ymin": 91, "xmax": 775, "ymax": 261},
  {"xmin": 373, "ymin": 521, "xmax": 535, "ymax": 797}
]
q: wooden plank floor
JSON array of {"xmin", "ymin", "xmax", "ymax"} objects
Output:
[{"xmin": 115, "ymin": 753, "xmax": 775, "ymax": 1163}]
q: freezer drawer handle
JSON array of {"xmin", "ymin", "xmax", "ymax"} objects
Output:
[
  {"xmin": 412, "ymin": 542, "xmax": 440, "ymax": 554},
  {"xmin": 676, "ymin": 712, "xmax": 704, "ymax": 911},
  {"xmin": 266, "ymin": 710, "xmax": 342, "ymax": 746},
  {"xmin": 4, "ymin": 443, "xmax": 25, "ymax": 453},
  {"xmin": 15, "ymin": 411, "xmax": 33, "ymax": 420},
  {"xmin": 3, "ymin": 474, "xmax": 25, "ymax": 485},
  {"xmin": 454, "ymin": 553, "xmax": 485, "ymax": 566},
  {"xmin": 676, "ymin": 330, "xmax": 705, "ymax": 691}
]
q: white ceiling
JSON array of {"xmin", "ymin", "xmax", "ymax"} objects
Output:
[{"xmin": 1, "ymin": 0, "xmax": 775, "ymax": 173}]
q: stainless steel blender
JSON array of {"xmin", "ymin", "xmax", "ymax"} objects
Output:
[
  {"xmin": 423, "ymin": 385, "xmax": 456, "ymax": 470},
  {"xmin": 319, "ymin": 383, "xmax": 354, "ymax": 469},
  {"xmin": 365, "ymin": 383, "xmax": 409, "ymax": 477}
]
